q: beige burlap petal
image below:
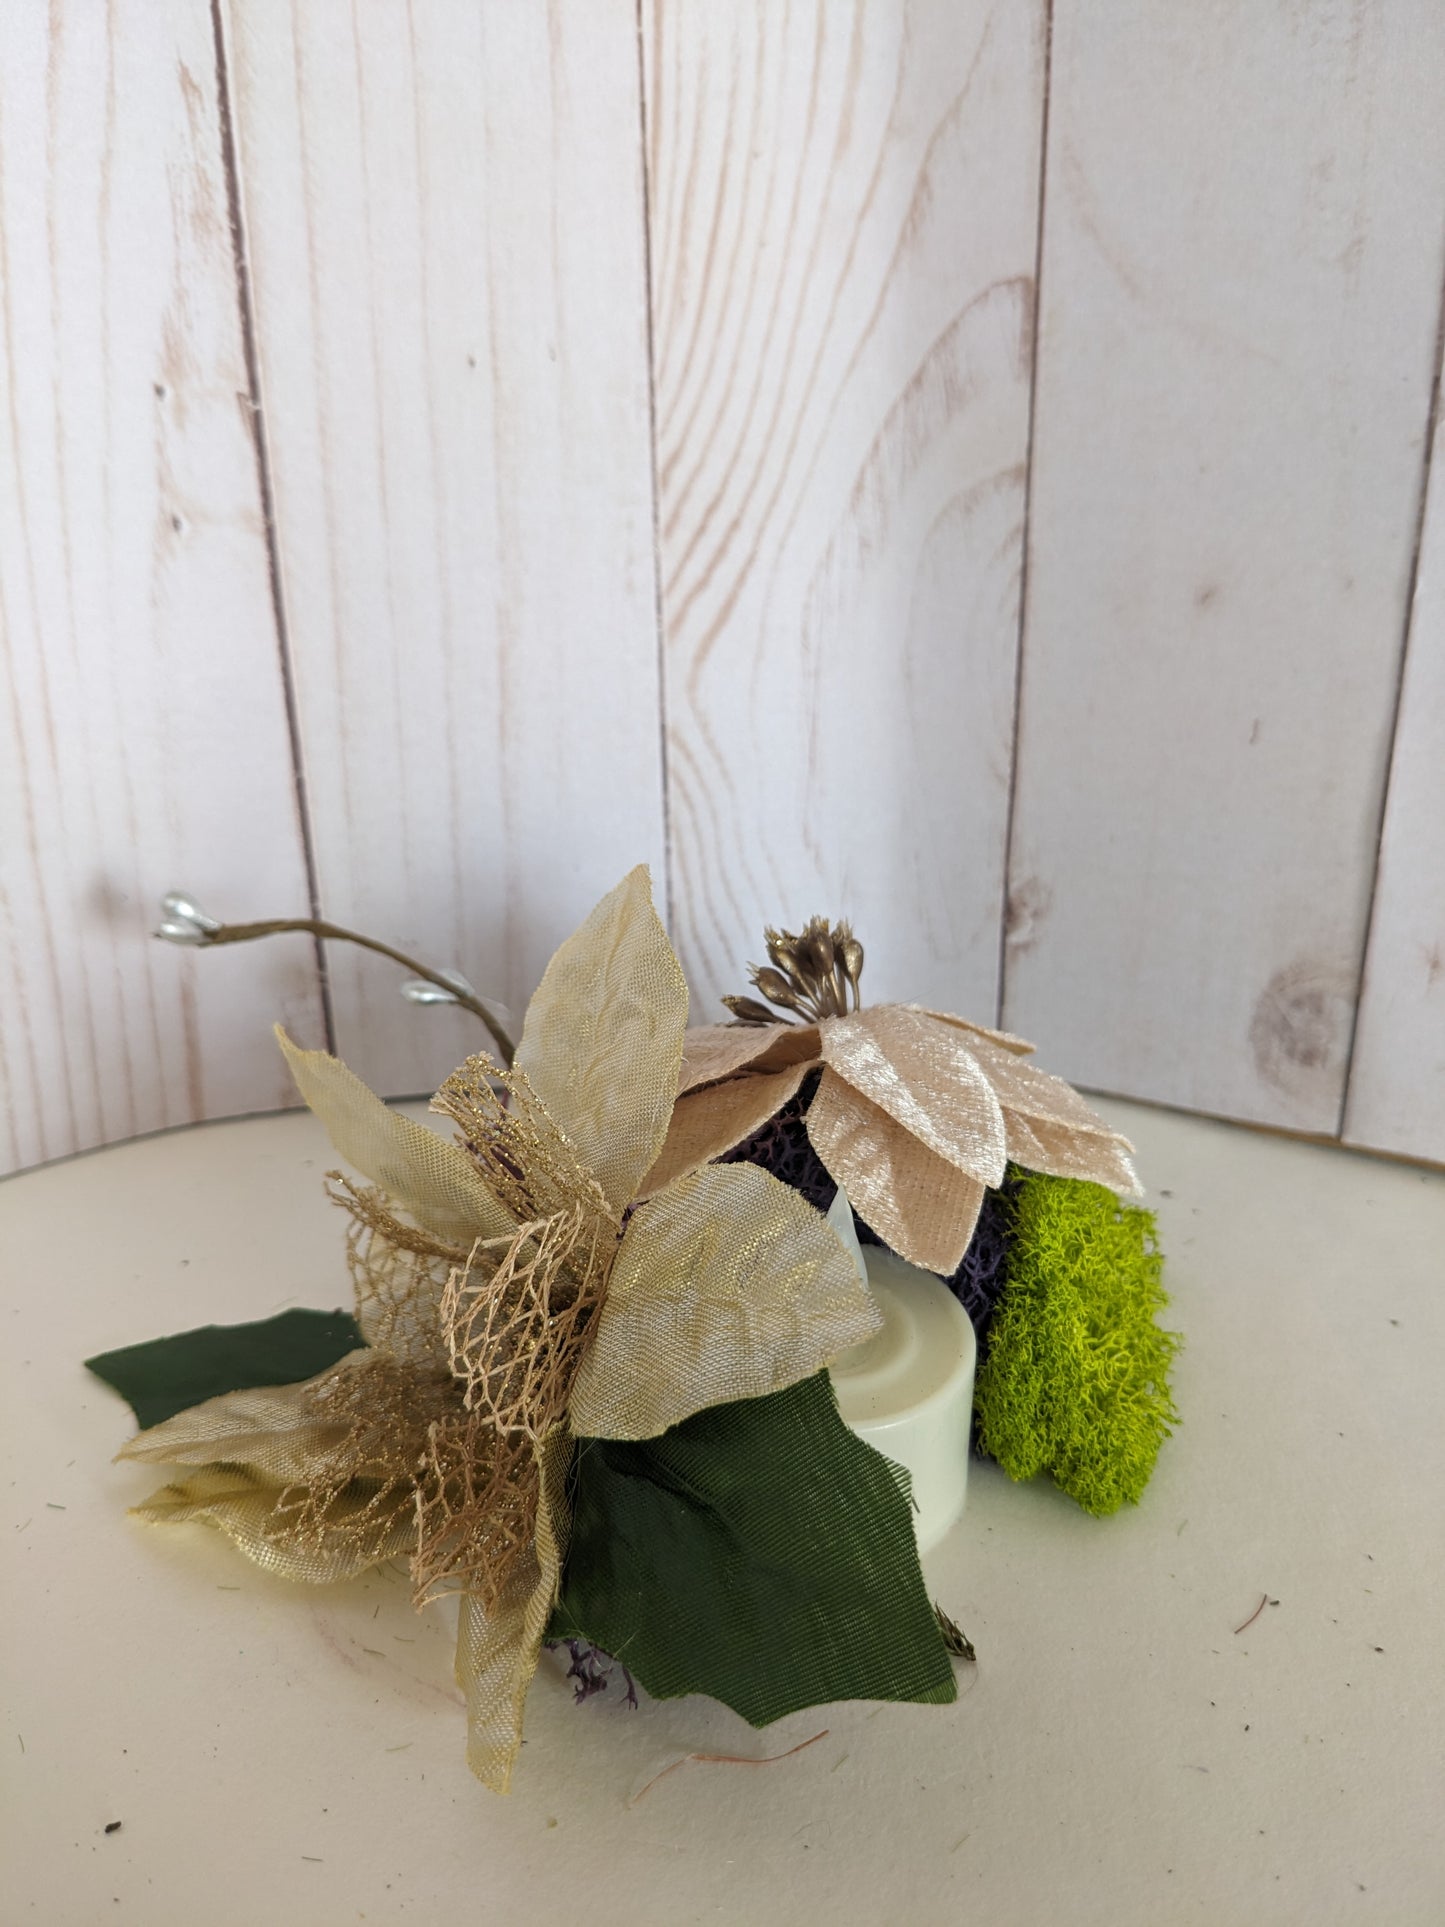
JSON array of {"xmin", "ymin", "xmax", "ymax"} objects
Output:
[
  {"xmin": 1002, "ymin": 1109, "xmax": 1143, "ymax": 1196},
  {"xmin": 455, "ymin": 1425, "xmax": 572, "ymax": 1794},
  {"xmin": 277, "ymin": 1028, "xmax": 511, "ymax": 1247},
  {"xmin": 130, "ymin": 1463, "xmax": 416, "ymax": 1584},
  {"xmin": 806, "ymin": 1066, "xmax": 986, "ymax": 1274},
  {"xmin": 568, "ymin": 1162, "xmax": 879, "ymax": 1441},
  {"xmin": 513, "ymin": 867, "xmax": 688, "ymax": 1215},
  {"xmin": 912, "ymin": 1006, "xmax": 1036, "ymax": 1056},
  {"xmin": 963, "ymin": 1031, "xmax": 1130, "ymax": 1139},
  {"xmin": 635, "ymin": 1062, "xmax": 811, "ymax": 1199},
  {"xmin": 819, "ymin": 1006, "xmax": 1007, "ymax": 1189},
  {"xmin": 678, "ymin": 1021, "xmax": 822, "ymax": 1094}
]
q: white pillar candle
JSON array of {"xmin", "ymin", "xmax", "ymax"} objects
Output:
[{"xmin": 826, "ymin": 1192, "xmax": 976, "ymax": 1553}]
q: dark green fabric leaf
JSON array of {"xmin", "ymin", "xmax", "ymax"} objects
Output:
[
  {"xmin": 84, "ymin": 1308, "xmax": 365, "ymax": 1430},
  {"xmin": 548, "ymin": 1371, "xmax": 956, "ymax": 1725}
]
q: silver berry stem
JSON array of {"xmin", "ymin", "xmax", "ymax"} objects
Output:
[{"xmin": 155, "ymin": 895, "xmax": 517, "ymax": 1063}]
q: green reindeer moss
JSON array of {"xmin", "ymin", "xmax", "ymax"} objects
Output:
[{"xmin": 974, "ymin": 1173, "xmax": 1180, "ymax": 1516}]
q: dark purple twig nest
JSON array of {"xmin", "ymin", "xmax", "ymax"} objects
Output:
[{"xmin": 545, "ymin": 1638, "xmax": 639, "ymax": 1708}]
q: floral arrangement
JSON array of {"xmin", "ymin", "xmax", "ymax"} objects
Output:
[{"xmin": 87, "ymin": 868, "xmax": 1178, "ymax": 1792}]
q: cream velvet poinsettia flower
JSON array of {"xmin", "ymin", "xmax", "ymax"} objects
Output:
[
  {"xmin": 640, "ymin": 917, "xmax": 1141, "ymax": 1277},
  {"xmin": 118, "ymin": 870, "xmax": 878, "ymax": 1793}
]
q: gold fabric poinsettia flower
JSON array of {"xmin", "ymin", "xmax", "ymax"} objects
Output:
[
  {"xmin": 640, "ymin": 917, "xmax": 1141, "ymax": 1276},
  {"xmin": 118, "ymin": 871, "xmax": 878, "ymax": 1792}
]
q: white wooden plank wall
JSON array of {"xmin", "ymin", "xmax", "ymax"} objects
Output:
[
  {"xmin": 222, "ymin": 0, "xmax": 664, "ymax": 1098},
  {"xmin": 1003, "ymin": 1, "xmax": 1445, "ymax": 1140},
  {"xmin": 646, "ymin": 0, "xmax": 1046, "ymax": 1023},
  {"xmin": 1345, "ymin": 326, "xmax": 1445, "ymax": 1158},
  {"xmin": 0, "ymin": 0, "xmax": 322, "ymax": 1174},
  {"xmin": 4, "ymin": 0, "xmax": 1445, "ymax": 1178}
]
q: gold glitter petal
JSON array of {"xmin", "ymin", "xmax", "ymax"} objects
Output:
[
  {"xmin": 1002, "ymin": 1109, "xmax": 1143, "ymax": 1196},
  {"xmin": 805, "ymin": 1068, "xmax": 986, "ymax": 1275},
  {"xmin": 964, "ymin": 1032, "xmax": 1129, "ymax": 1137},
  {"xmin": 910, "ymin": 1006, "xmax": 1036, "ymax": 1056},
  {"xmin": 116, "ymin": 1358, "xmax": 370, "ymax": 1479},
  {"xmin": 819, "ymin": 1006, "xmax": 1007, "ymax": 1187},
  {"xmin": 130, "ymin": 1464, "xmax": 416, "ymax": 1585}
]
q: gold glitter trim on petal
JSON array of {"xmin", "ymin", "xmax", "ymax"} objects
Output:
[
  {"xmin": 513, "ymin": 867, "xmax": 688, "ymax": 1214},
  {"xmin": 678, "ymin": 1021, "xmax": 822, "ymax": 1093},
  {"xmin": 636, "ymin": 1062, "xmax": 811, "ymax": 1199},
  {"xmin": 819, "ymin": 1007, "xmax": 1007, "ymax": 1188},
  {"xmin": 569, "ymin": 1163, "xmax": 880, "ymax": 1441},
  {"xmin": 276, "ymin": 1027, "xmax": 511, "ymax": 1246},
  {"xmin": 806, "ymin": 1067, "xmax": 986, "ymax": 1275},
  {"xmin": 1002, "ymin": 1109, "xmax": 1143, "ymax": 1196}
]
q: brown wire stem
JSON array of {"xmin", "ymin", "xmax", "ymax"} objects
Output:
[
  {"xmin": 201, "ymin": 918, "xmax": 516, "ymax": 1062},
  {"xmin": 1232, "ymin": 1592, "xmax": 1269, "ymax": 1635},
  {"xmin": 629, "ymin": 1729, "xmax": 829, "ymax": 1806}
]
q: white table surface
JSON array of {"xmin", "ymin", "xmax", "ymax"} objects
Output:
[{"xmin": 2, "ymin": 1095, "xmax": 1442, "ymax": 1927}]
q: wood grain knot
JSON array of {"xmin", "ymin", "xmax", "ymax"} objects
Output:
[{"xmin": 1249, "ymin": 961, "xmax": 1353, "ymax": 1101}]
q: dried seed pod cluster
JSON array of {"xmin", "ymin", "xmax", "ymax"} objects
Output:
[{"xmin": 723, "ymin": 916, "xmax": 866, "ymax": 1026}]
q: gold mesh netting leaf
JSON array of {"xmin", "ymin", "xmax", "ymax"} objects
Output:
[
  {"xmin": 442, "ymin": 1206, "xmax": 611, "ymax": 1440},
  {"xmin": 330, "ymin": 1175, "xmax": 466, "ymax": 1370},
  {"xmin": 432, "ymin": 1054, "xmax": 619, "ymax": 1235},
  {"xmin": 411, "ymin": 1412, "xmax": 539, "ymax": 1614}
]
